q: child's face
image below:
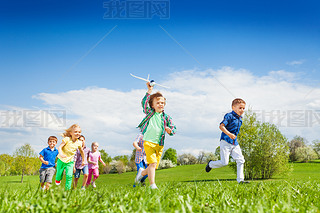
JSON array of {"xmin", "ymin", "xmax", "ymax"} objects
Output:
[
  {"xmin": 48, "ymin": 139, "xmax": 57, "ymax": 149},
  {"xmin": 79, "ymin": 137, "xmax": 85, "ymax": 148},
  {"xmin": 71, "ymin": 126, "xmax": 82, "ymax": 140},
  {"xmin": 152, "ymin": 97, "xmax": 165, "ymax": 113},
  {"xmin": 232, "ymin": 103, "xmax": 246, "ymax": 116},
  {"xmin": 92, "ymin": 143, "xmax": 99, "ymax": 152}
]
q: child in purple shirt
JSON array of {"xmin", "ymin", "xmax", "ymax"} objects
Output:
[
  {"xmin": 73, "ymin": 135, "xmax": 90, "ymax": 190},
  {"xmin": 86, "ymin": 142, "xmax": 106, "ymax": 188}
]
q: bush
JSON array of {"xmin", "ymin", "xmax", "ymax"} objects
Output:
[
  {"xmin": 233, "ymin": 110, "xmax": 290, "ymax": 179},
  {"xmin": 162, "ymin": 148, "xmax": 177, "ymax": 164},
  {"xmin": 177, "ymin": 154, "xmax": 197, "ymax": 165},
  {"xmin": 295, "ymin": 146, "xmax": 318, "ymax": 162},
  {"xmin": 197, "ymin": 151, "xmax": 218, "ymax": 164},
  {"xmin": 158, "ymin": 159, "xmax": 176, "ymax": 169}
]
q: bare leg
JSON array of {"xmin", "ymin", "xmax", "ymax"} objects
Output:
[
  {"xmin": 73, "ymin": 178, "xmax": 79, "ymax": 189},
  {"xmin": 82, "ymin": 174, "xmax": 88, "ymax": 187},
  {"xmin": 40, "ymin": 182, "xmax": 45, "ymax": 189},
  {"xmin": 45, "ymin": 182, "xmax": 51, "ymax": 190},
  {"xmin": 141, "ymin": 162, "xmax": 156, "ymax": 185}
]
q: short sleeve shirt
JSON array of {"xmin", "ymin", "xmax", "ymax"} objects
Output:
[
  {"xmin": 88, "ymin": 151, "xmax": 101, "ymax": 170},
  {"xmin": 74, "ymin": 146, "xmax": 90, "ymax": 169},
  {"xmin": 39, "ymin": 146, "xmax": 59, "ymax": 169},
  {"xmin": 57, "ymin": 137, "xmax": 82, "ymax": 163},
  {"xmin": 220, "ymin": 111, "xmax": 243, "ymax": 145}
]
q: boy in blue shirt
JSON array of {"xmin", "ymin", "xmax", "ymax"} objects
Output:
[
  {"xmin": 39, "ymin": 136, "xmax": 59, "ymax": 190},
  {"xmin": 206, "ymin": 98, "xmax": 249, "ymax": 183}
]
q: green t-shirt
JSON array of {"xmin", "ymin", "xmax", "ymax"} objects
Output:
[{"xmin": 143, "ymin": 112, "xmax": 164, "ymax": 145}]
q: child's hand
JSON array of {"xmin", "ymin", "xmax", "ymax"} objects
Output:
[
  {"xmin": 44, "ymin": 161, "xmax": 49, "ymax": 165},
  {"xmin": 147, "ymin": 82, "xmax": 153, "ymax": 93},
  {"xmin": 228, "ymin": 133, "xmax": 236, "ymax": 140},
  {"xmin": 165, "ymin": 127, "xmax": 172, "ymax": 134},
  {"xmin": 81, "ymin": 161, "xmax": 85, "ymax": 166},
  {"xmin": 73, "ymin": 167, "xmax": 76, "ymax": 173}
]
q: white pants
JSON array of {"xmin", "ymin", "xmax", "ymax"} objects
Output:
[{"xmin": 209, "ymin": 140, "xmax": 245, "ymax": 182}]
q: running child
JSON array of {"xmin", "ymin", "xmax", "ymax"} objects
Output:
[
  {"xmin": 132, "ymin": 132, "xmax": 148, "ymax": 187},
  {"xmin": 55, "ymin": 124, "xmax": 85, "ymax": 190},
  {"xmin": 39, "ymin": 136, "xmax": 59, "ymax": 190},
  {"xmin": 205, "ymin": 98, "xmax": 249, "ymax": 183},
  {"xmin": 134, "ymin": 82, "xmax": 176, "ymax": 189},
  {"xmin": 73, "ymin": 135, "xmax": 90, "ymax": 190},
  {"xmin": 86, "ymin": 142, "xmax": 106, "ymax": 188}
]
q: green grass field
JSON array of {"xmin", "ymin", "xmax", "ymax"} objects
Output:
[{"xmin": 1, "ymin": 163, "xmax": 320, "ymax": 212}]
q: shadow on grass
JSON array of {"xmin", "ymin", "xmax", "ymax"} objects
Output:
[
  {"xmin": 5, "ymin": 181, "xmax": 25, "ymax": 183},
  {"xmin": 182, "ymin": 179, "xmax": 236, "ymax": 183}
]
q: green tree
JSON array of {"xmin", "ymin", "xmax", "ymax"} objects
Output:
[
  {"xmin": 0, "ymin": 154, "xmax": 14, "ymax": 175},
  {"xmin": 162, "ymin": 148, "xmax": 177, "ymax": 164},
  {"xmin": 99, "ymin": 149, "xmax": 112, "ymax": 174},
  {"xmin": 289, "ymin": 136, "xmax": 307, "ymax": 162},
  {"xmin": 295, "ymin": 146, "xmax": 318, "ymax": 162},
  {"xmin": 312, "ymin": 140, "xmax": 320, "ymax": 158},
  {"xmin": 113, "ymin": 155, "xmax": 129, "ymax": 164},
  {"xmin": 13, "ymin": 144, "xmax": 37, "ymax": 183},
  {"xmin": 234, "ymin": 110, "xmax": 290, "ymax": 179}
]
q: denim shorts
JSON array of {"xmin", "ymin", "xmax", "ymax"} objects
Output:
[{"xmin": 74, "ymin": 165, "xmax": 89, "ymax": 178}]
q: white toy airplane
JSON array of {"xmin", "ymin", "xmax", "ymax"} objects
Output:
[{"xmin": 130, "ymin": 73, "xmax": 170, "ymax": 89}]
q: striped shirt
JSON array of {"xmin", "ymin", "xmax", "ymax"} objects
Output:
[
  {"xmin": 135, "ymin": 133, "xmax": 146, "ymax": 164},
  {"xmin": 137, "ymin": 93, "xmax": 176, "ymax": 146}
]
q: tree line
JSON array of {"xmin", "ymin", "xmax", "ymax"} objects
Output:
[{"xmin": 1, "ymin": 110, "xmax": 319, "ymax": 181}]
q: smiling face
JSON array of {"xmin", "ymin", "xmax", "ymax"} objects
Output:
[
  {"xmin": 48, "ymin": 139, "xmax": 57, "ymax": 149},
  {"xmin": 79, "ymin": 136, "xmax": 85, "ymax": 148},
  {"xmin": 152, "ymin": 97, "xmax": 165, "ymax": 113},
  {"xmin": 71, "ymin": 126, "xmax": 82, "ymax": 141},
  {"xmin": 232, "ymin": 103, "xmax": 246, "ymax": 116},
  {"xmin": 92, "ymin": 143, "xmax": 99, "ymax": 152}
]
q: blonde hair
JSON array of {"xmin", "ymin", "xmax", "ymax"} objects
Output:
[
  {"xmin": 91, "ymin": 142, "xmax": 99, "ymax": 149},
  {"xmin": 62, "ymin": 124, "xmax": 81, "ymax": 138}
]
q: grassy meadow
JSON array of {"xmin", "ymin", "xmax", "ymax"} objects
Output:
[{"xmin": 1, "ymin": 163, "xmax": 320, "ymax": 212}]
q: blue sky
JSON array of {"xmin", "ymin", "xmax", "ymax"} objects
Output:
[{"xmin": 1, "ymin": 0, "xmax": 320, "ymax": 155}]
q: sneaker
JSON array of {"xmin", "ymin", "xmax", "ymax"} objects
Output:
[
  {"xmin": 81, "ymin": 186, "xmax": 86, "ymax": 190},
  {"xmin": 91, "ymin": 181, "xmax": 96, "ymax": 188},
  {"xmin": 205, "ymin": 160, "xmax": 213, "ymax": 173},
  {"xmin": 239, "ymin": 181, "xmax": 250, "ymax": 184},
  {"xmin": 55, "ymin": 180, "xmax": 61, "ymax": 186},
  {"xmin": 135, "ymin": 168, "xmax": 145, "ymax": 185},
  {"xmin": 149, "ymin": 184, "xmax": 158, "ymax": 189}
]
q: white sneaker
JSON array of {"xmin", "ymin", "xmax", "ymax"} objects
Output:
[
  {"xmin": 81, "ymin": 186, "xmax": 86, "ymax": 190},
  {"xmin": 150, "ymin": 184, "xmax": 158, "ymax": 189},
  {"xmin": 91, "ymin": 181, "xmax": 96, "ymax": 188},
  {"xmin": 135, "ymin": 168, "xmax": 145, "ymax": 185}
]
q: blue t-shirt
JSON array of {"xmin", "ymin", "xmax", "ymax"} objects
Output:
[
  {"xmin": 39, "ymin": 146, "xmax": 59, "ymax": 169},
  {"xmin": 220, "ymin": 111, "xmax": 243, "ymax": 145}
]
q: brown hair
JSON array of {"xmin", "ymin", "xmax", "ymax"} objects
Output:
[
  {"xmin": 48, "ymin": 136, "xmax": 58, "ymax": 142},
  {"xmin": 232, "ymin": 98, "xmax": 246, "ymax": 106},
  {"xmin": 149, "ymin": 92, "xmax": 166, "ymax": 109},
  {"xmin": 62, "ymin": 124, "xmax": 81, "ymax": 138},
  {"xmin": 79, "ymin": 135, "xmax": 85, "ymax": 140}
]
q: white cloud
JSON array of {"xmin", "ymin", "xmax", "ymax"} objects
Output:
[
  {"xmin": 2, "ymin": 67, "xmax": 320, "ymax": 156},
  {"xmin": 286, "ymin": 59, "xmax": 305, "ymax": 66}
]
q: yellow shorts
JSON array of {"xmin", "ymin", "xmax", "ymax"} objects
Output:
[{"xmin": 144, "ymin": 141, "xmax": 164, "ymax": 169}]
